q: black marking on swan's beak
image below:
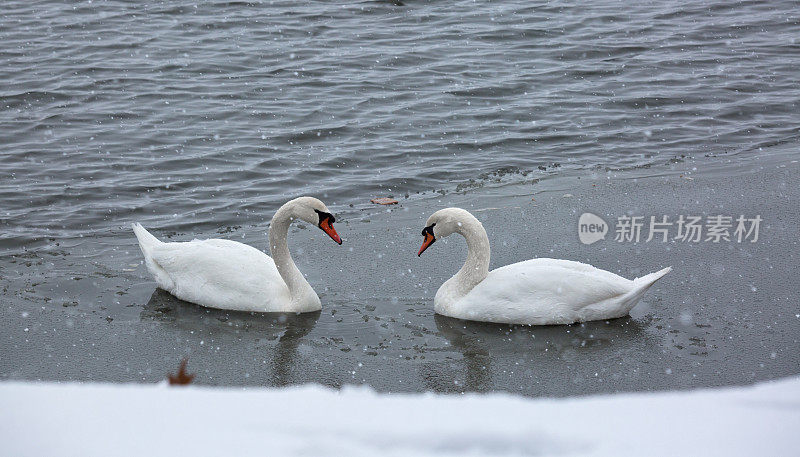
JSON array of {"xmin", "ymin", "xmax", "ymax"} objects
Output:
[
  {"xmin": 315, "ymin": 210, "xmax": 342, "ymax": 245},
  {"xmin": 418, "ymin": 224, "xmax": 436, "ymax": 256}
]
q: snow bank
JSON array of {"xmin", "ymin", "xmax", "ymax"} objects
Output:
[{"xmin": 1, "ymin": 378, "xmax": 798, "ymax": 457}]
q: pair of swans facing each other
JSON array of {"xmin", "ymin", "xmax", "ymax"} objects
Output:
[{"xmin": 133, "ymin": 197, "xmax": 671, "ymax": 326}]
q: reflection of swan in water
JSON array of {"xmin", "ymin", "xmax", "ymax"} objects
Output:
[
  {"xmin": 141, "ymin": 289, "xmax": 319, "ymax": 386},
  {"xmin": 426, "ymin": 314, "xmax": 493, "ymax": 392},
  {"xmin": 272, "ymin": 311, "xmax": 319, "ymax": 386},
  {"xmin": 425, "ymin": 313, "xmax": 648, "ymax": 394}
]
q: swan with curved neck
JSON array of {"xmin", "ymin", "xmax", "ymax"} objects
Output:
[
  {"xmin": 132, "ymin": 196, "xmax": 341, "ymax": 313},
  {"xmin": 418, "ymin": 208, "xmax": 671, "ymax": 325}
]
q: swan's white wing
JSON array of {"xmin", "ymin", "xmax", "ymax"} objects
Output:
[
  {"xmin": 452, "ymin": 258, "xmax": 634, "ymax": 325},
  {"xmin": 149, "ymin": 239, "xmax": 290, "ymax": 312}
]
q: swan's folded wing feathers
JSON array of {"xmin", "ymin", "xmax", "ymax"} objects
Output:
[
  {"xmin": 468, "ymin": 259, "xmax": 631, "ymax": 315},
  {"xmin": 149, "ymin": 239, "xmax": 283, "ymax": 308}
]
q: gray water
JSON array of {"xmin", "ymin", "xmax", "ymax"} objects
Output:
[
  {"xmin": 2, "ymin": 0, "xmax": 799, "ymax": 249},
  {"xmin": 2, "ymin": 1, "xmax": 800, "ymax": 393}
]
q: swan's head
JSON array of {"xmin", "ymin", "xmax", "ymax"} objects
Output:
[
  {"xmin": 417, "ymin": 207, "xmax": 475, "ymax": 256},
  {"xmin": 289, "ymin": 196, "xmax": 342, "ymax": 245}
]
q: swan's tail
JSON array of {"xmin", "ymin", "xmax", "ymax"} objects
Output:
[
  {"xmin": 131, "ymin": 223, "xmax": 174, "ymax": 291},
  {"xmin": 610, "ymin": 266, "xmax": 672, "ymax": 317},
  {"xmin": 131, "ymin": 222, "xmax": 161, "ymax": 258},
  {"xmin": 634, "ymin": 266, "xmax": 672, "ymax": 288}
]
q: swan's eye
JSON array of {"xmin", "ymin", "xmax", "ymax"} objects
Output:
[{"xmin": 421, "ymin": 224, "xmax": 435, "ymax": 237}]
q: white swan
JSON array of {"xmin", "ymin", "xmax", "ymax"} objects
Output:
[
  {"xmin": 132, "ymin": 196, "xmax": 342, "ymax": 313},
  {"xmin": 417, "ymin": 208, "xmax": 671, "ymax": 325}
]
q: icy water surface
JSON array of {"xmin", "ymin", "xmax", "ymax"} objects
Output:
[
  {"xmin": 2, "ymin": 0, "xmax": 799, "ymax": 247},
  {"xmin": 2, "ymin": 151, "xmax": 799, "ymax": 394}
]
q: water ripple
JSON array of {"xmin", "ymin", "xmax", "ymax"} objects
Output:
[{"xmin": 1, "ymin": 0, "xmax": 798, "ymax": 247}]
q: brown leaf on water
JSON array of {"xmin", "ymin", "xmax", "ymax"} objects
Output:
[
  {"xmin": 168, "ymin": 358, "xmax": 195, "ymax": 385},
  {"xmin": 370, "ymin": 197, "xmax": 398, "ymax": 205}
]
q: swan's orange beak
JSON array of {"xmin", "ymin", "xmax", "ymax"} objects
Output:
[
  {"xmin": 418, "ymin": 230, "xmax": 436, "ymax": 256},
  {"xmin": 319, "ymin": 217, "xmax": 342, "ymax": 244}
]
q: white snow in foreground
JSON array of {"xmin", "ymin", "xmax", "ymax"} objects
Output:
[{"xmin": 1, "ymin": 378, "xmax": 799, "ymax": 457}]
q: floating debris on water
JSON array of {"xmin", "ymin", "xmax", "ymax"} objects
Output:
[{"xmin": 370, "ymin": 198, "xmax": 398, "ymax": 205}]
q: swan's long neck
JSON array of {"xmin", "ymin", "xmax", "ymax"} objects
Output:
[
  {"xmin": 450, "ymin": 214, "xmax": 490, "ymax": 297},
  {"xmin": 268, "ymin": 203, "xmax": 315, "ymax": 304}
]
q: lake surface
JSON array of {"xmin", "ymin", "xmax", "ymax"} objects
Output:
[
  {"xmin": 1, "ymin": 1, "xmax": 799, "ymax": 394},
  {"xmin": 1, "ymin": 0, "xmax": 799, "ymax": 250}
]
